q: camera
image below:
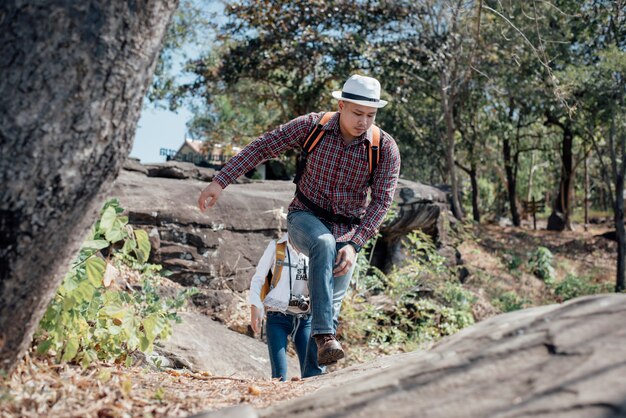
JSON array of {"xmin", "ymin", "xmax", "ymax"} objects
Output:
[{"xmin": 288, "ymin": 295, "xmax": 310, "ymax": 313}]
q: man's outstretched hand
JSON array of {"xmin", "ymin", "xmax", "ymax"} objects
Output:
[
  {"xmin": 333, "ymin": 244, "xmax": 357, "ymax": 277},
  {"xmin": 198, "ymin": 182, "xmax": 223, "ymax": 212}
]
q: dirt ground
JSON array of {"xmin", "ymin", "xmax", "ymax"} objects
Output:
[
  {"xmin": 1, "ymin": 221, "xmax": 620, "ymax": 418},
  {"xmin": 459, "ymin": 220, "xmax": 617, "ymax": 321}
]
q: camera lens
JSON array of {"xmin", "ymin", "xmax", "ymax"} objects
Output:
[{"xmin": 299, "ymin": 301, "xmax": 309, "ymax": 311}]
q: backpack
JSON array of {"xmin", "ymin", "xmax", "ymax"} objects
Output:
[
  {"xmin": 293, "ymin": 111, "xmax": 382, "ymax": 187},
  {"xmin": 260, "ymin": 241, "xmax": 287, "ymax": 301}
]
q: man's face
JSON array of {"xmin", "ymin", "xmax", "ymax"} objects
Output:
[{"xmin": 338, "ymin": 101, "xmax": 377, "ymax": 139}]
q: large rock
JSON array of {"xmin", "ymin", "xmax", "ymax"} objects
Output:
[
  {"xmin": 110, "ymin": 166, "xmax": 454, "ymax": 318},
  {"xmin": 110, "ymin": 170, "xmax": 293, "ymax": 295},
  {"xmin": 157, "ymin": 312, "xmax": 299, "ymax": 379},
  {"xmin": 252, "ymin": 294, "xmax": 626, "ymax": 418},
  {"xmin": 376, "ymin": 178, "xmax": 452, "ymax": 271}
]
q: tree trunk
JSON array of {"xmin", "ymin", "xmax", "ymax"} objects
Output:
[
  {"xmin": 615, "ymin": 171, "xmax": 625, "ymax": 292},
  {"xmin": 547, "ymin": 122, "xmax": 574, "ymax": 231},
  {"xmin": 0, "ymin": 0, "xmax": 177, "ymax": 374},
  {"xmin": 612, "ymin": 113, "xmax": 626, "ymax": 292},
  {"xmin": 584, "ymin": 155, "xmax": 589, "ymax": 230},
  {"xmin": 440, "ymin": 72, "xmax": 463, "ymax": 220},
  {"xmin": 469, "ymin": 165, "xmax": 480, "ymax": 223},
  {"xmin": 503, "ymin": 135, "xmax": 520, "ymax": 227}
]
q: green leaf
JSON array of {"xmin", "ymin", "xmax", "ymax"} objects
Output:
[
  {"xmin": 82, "ymin": 240, "xmax": 110, "ymax": 250},
  {"xmin": 142, "ymin": 313, "xmax": 160, "ymax": 341},
  {"xmin": 86, "ymin": 257, "xmax": 106, "ymax": 287},
  {"xmin": 99, "ymin": 302, "xmax": 126, "ymax": 320},
  {"xmin": 61, "ymin": 337, "xmax": 79, "ymax": 362},
  {"xmin": 134, "ymin": 229, "xmax": 151, "ymax": 263},
  {"xmin": 99, "ymin": 206, "xmax": 117, "ymax": 235},
  {"xmin": 36, "ymin": 340, "xmax": 53, "ymax": 355},
  {"xmin": 105, "ymin": 222, "xmax": 125, "ymax": 243},
  {"xmin": 121, "ymin": 238, "xmax": 137, "ymax": 255},
  {"xmin": 139, "ymin": 333, "xmax": 152, "ymax": 352},
  {"xmin": 62, "ymin": 295, "xmax": 77, "ymax": 311},
  {"xmin": 126, "ymin": 326, "xmax": 141, "ymax": 351},
  {"xmin": 73, "ymin": 280, "xmax": 96, "ymax": 303}
]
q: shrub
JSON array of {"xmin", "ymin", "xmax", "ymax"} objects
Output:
[
  {"xmin": 342, "ymin": 230, "xmax": 475, "ymax": 355},
  {"xmin": 528, "ymin": 246, "xmax": 556, "ymax": 285},
  {"xmin": 553, "ymin": 273, "xmax": 611, "ymax": 302},
  {"xmin": 36, "ymin": 199, "xmax": 195, "ymax": 367},
  {"xmin": 493, "ymin": 291, "xmax": 528, "ymax": 312}
]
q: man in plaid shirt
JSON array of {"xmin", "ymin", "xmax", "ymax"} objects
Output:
[{"xmin": 198, "ymin": 75, "xmax": 401, "ymax": 374}]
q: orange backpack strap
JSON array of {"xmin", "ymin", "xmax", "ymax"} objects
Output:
[
  {"xmin": 294, "ymin": 112, "xmax": 336, "ymax": 185},
  {"xmin": 270, "ymin": 241, "xmax": 287, "ymax": 290},
  {"xmin": 295, "ymin": 111, "xmax": 382, "ymax": 188},
  {"xmin": 260, "ymin": 274, "xmax": 270, "ymax": 300},
  {"xmin": 260, "ymin": 241, "xmax": 287, "ymax": 301},
  {"xmin": 302, "ymin": 111, "xmax": 336, "ymax": 153},
  {"xmin": 367, "ymin": 126, "xmax": 382, "ymax": 185}
]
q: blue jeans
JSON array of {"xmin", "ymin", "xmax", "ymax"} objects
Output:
[
  {"xmin": 287, "ymin": 210, "xmax": 356, "ymax": 377},
  {"xmin": 266, "ymin": 311, "xmax": 313, "ymax": 381}
]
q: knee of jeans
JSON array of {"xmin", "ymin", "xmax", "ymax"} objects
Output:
[{"xmin": 311, "ymin": 234, "xmax": 336, "ymax": 254}]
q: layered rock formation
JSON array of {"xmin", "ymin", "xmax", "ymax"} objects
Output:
[
  {"xmin": 198, "ymin": 294, "xmax": 626, "ymax": 418},
  {"xmin": 110, "ymin": 161, "xmax": 451, "ymax": 322}
]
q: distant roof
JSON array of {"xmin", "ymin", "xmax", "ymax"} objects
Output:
[
  {"xmin": 175, "ymin": 139, "xmax": 242, "ymax": 157},
  {"xmin": 177, "ymin": 139, "xmax": 204, "ymax": 155},
  {"xmin": 186, "ymin": 139, "xmax": 204, "ymax": 154}
]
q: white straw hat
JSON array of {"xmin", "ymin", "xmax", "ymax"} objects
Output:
[{"xmin": 332, "ymin": 74, "xmax": 388, "ymax": 108}]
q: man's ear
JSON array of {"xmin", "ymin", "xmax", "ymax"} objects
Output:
[{"xmin": 337, "ymin": 100, "xmax": 344, "ymax": 112}]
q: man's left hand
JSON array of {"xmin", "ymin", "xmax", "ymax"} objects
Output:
[{"xmin": 333, "ymin": 244, "xmax": 357, "ymax": 277}]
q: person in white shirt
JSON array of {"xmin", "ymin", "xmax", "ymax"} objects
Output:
[{"xmin": 249, "ymin": 233, "xmax": 322, "ymax": 380}]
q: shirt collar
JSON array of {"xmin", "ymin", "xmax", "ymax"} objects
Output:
[{"xmin": 277, "ymin": 233, "xmax": 289, "ymax": 244}]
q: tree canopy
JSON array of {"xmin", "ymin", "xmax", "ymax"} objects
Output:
[{"xmin": 150, "ymin": 0, "xmax": 626, "ymax": 288}]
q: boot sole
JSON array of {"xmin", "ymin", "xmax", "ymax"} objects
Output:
[{"xmin": 318, "ymin": 348, "xmax": 345, "ymax": 366}]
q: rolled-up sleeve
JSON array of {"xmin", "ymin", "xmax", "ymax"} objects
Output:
[{"xmin": 213, "ymin": 114, "xmax": 317, "ymax": 188}]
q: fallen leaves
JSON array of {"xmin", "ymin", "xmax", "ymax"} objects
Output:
[{"xmin": 1, "ymin": 353, "xmax": 312, "ymax": 418}]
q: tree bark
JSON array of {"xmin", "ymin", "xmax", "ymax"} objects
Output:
[
  {"xmin": 469, "ymin": 165, "xmax": 480, "ymax": 223},
  {"xmin": 614, "ymin": 170, "xmax": 625, "ymax": 292},
  {"xmin": 440, "ymin": 72, "xmax": 463, "ymax": 220},
  {"xmin": 0, "ymin": 0, "xmax": 177, "ymax": 374},
  {"xmin": 610, "ymin": 115, "xmax": 626, "ymax": 292},
  {"xmin": 503, "ymin": 135, "xmax": 520, "ymax": 227},
  {"xmin": 546, "ymin": 118, "xmax": 574, "ymax": 231}
]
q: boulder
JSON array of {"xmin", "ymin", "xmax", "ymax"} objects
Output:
[
  {"xmin": 157, "ymin": 312, "xmax": 299, "ymax": 379},
  {"xmin": 375, "ymin": 178, "xmax": 452, "ymax": 272},
  {"xmin": 257, "ymin": 294, "xmax": 626, "ymax": 418},
  {"xmin": 110, "ymin": 167, "xmax": 455, "ymax": 318},
  {"xmin": 110, "ymin": 169, "xmax": 293, "ymax": 298},
  {"xmin": 143, "ymin": 160, "xmax": 217, "ymax": 182}
]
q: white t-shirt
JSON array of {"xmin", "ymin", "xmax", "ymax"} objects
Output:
[{"xmin": 248, "ymin": 233, "xmax": 310, "ymax": 315}]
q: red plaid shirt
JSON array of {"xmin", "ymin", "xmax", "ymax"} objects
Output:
[{"xmin": 213, "ymin": 112, "xmax": 401, "ymax": 247}]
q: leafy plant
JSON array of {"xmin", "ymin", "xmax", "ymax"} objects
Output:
[
  {"xmin": 553, "ymin": 274, "xmax": 611, "ymax": 302},
  {"xmin": 342, "ymin": 230, "xmax": 475, "ymax": 357},
  {"xmin": 493, "ymin": 291, "xmax": 528, "ymax": 313},
  {"xmin": 528, "ymin": 246, "xmax": 556, "ymax": 285},
  {"xmin": 505, "ymin": 251, "xmax": 523, "ymax": 272},
  {"xmin": 36, "ymin": 199, "xmax": 195, "ymax": 367}
]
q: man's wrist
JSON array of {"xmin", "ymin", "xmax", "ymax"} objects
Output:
[{"xmin": 348, "ymin": 241, "xmax": 362, "ymax": 253}]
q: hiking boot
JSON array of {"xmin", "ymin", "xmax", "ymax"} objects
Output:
[{"xmin": 314, "ymin": 334, "xmax": 344, "ymax": 365}]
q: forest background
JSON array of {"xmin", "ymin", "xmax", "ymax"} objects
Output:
[
  {"xmin": 149, "ymin": 0, "xmax": 626, "ymax": 288},
  {"xmin": 2, "ymin": 1, "xmax": 626, "ymax": 416}
]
